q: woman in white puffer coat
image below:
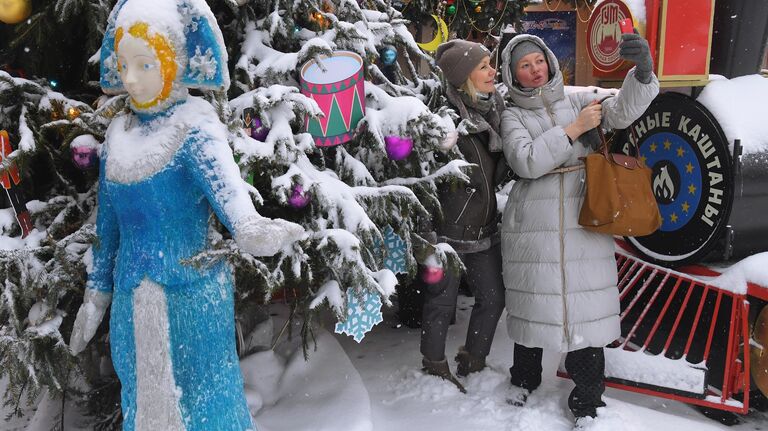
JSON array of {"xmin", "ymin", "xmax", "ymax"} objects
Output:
[{"xmin": 499, "ymin": 33, "xmax": 659, "ymax": 422}]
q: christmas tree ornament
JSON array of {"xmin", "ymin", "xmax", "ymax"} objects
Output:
[
  {"xmin": 384, "ymin": 135, "xmax": 413, "ymax": 160},
  {"xmin": 380, "ymin": 45, "xmax": 397, "ymax": 66},
  {"xmin": 417, "ymin": 15, "xmax": 449, "ymax": 53},
  {"xmin": 378, "ymin": 225, "xmax": 407, "ymax": 275},
  {"xmin": 287, "ymin": 184, "xmax": 311, "ymax": 209},
  {"xmin": 67, "ymin": 106, "xmax": 81, "ymax": 121},
  {"xmin": 446, "ymin": 4, "xmax": 457, "ymax": 15},
  {"xmin": 0, "ymin": 0, "xmax": 31, "ymax": 24},
  {"xmin": 70, "ymin": 134, "xmax": 100, "ymax": 170},
  {"xmin": 334, "ymin": 288, "xmax": 383, "ymax": 342},
  {"xmin": 421, "ymin": 265, "xmax": 445, "ymax": 284},
  {"xmin": 241, "ymin": 107, "xmax": 269, "ymax": 141},
  {"xmin": 0, "ymin": 131, "xmax": 32, "ymax": 238},
  {"xmin": 250, "ymin": 117, "xmax": 270, "ymax": 141},
  {"xmin": 300, "ymin": 51, "xmax": 365, "ymax": 147},
  {"xmin": 439, "ymin": 130, "xmax": 458, "ymax": 152},
  {"xmin": 474, "ymin": 4, "xmax": 482, "ymax": 13}
]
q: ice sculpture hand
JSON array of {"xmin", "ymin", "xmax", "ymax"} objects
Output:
[
  {"xmin": 69, "ymin": 289, "xmax": 112, "ymax": 355},
  {"xmin": 234, "ymin": 215, "xmax": 305, "ymax": 257}
]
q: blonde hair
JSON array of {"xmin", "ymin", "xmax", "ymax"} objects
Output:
[
  {"xmin": 460, "ymin": 78, "xmax": 479, "ymax": 103},
  {"xmin": 115, "ymin": 22, "xmax": 177, "ymax": 109}
]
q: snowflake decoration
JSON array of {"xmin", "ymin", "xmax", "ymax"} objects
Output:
[
  {"xmin": 177, "ymin": 2, "xmax": 199, "ymax": 33},
  {"xmin": 103, "ymin": 52, "xmax": 121, "ymax": 86},
  {"xmin": 334, "ymin": 288, "xmax": 383, "ymax": 342},
  {"xmin": 189, "ymin": 47, "xmax": 217, "ymax": 82},
  {"xmin": 374, "ymin": 225, "xmax": 407, "ymax": 275}
]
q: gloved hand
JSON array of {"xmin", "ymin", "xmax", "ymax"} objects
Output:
[
  {"xmin": 234, "ymin": 214, "xmax": 305, "ymax": 257},
  {"xmin": 69, "ymin": 289, "xmax": 112, "ymax": 355},
  {"xmin": 619, "ymin": 30, "xmax": 654, "ymax": 84}
]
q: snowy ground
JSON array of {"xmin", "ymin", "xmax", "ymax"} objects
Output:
[
  {"xmin": 3, "ymin": 295, "xmax": 768, "ymax": 430},
  {"xmin": 329, "ymin": 296, "xmax": 768, "ymax": 431}
]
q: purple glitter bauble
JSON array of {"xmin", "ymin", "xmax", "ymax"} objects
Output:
[
  {"xmin": 384, "ymin": 135, "xmax": 413, "ymax": 160},
  {"xmin": 251, "ymin": 117, "xmax": 270, "ymax": 141},
  {"xmin": 287, "ymin": 184, "xmax": 310, "ymax": 209},
  {"xmin": 71, "ymin": 145, "xmax": 98, "ymax": 170}
]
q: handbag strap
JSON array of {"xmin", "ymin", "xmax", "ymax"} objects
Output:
[{"xmin": 594, "ymin": 96, "xmax": 640, "ymax": 158}]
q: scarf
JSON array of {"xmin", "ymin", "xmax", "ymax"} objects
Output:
[{"xmin": 445, "ymin": 84, "xmax": 504, "ymax": 152}]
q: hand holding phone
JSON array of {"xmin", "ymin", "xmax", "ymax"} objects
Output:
[{"xmin": 619, "ymin": 18, "xmax": 634, "ymax": 34}]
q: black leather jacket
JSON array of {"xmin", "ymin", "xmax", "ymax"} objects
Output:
[{"xmin": 435, "ymin": 130, "xmax": 510, "ymax": 253}]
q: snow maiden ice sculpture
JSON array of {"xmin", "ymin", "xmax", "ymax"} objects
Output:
[{"xmin": 68, "ymin": 0, "xmax": 304, "ymax": 429}]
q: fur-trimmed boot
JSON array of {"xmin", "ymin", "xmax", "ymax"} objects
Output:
[
  {"xmin": 455, "ymin": 345, "xmax": 486, "ymax": 377},
  {"xmin": 422, "ymin": 357, "xmax": 466, "ymax": 393}
]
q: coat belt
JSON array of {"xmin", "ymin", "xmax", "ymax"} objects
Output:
[{"xmin": 547, "ymin": 164, "xmax": 584, "ymax": 175}]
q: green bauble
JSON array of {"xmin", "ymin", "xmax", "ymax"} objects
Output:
[{"xmin": 446, "ymin": 4, "xmax": 456, "ymax": 15}]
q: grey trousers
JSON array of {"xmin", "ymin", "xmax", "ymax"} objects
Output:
[{"xmin": 420, "ymin": 243, "xmax": 506, "ymax": 361}]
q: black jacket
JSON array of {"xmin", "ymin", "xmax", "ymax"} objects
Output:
[{"xmin": 435, "ymin": 130, "xmax": 510, "ymax": 253}]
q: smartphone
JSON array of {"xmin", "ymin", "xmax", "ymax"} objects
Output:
[{"xmin": 619, "ymin": 18, "xmax": 634, "ymax": 34}]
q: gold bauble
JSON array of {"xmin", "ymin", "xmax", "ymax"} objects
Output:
[
  {"xmin": 67, "ymin": 107, "xmax": 81, "ymax": 121},
  {"xmin": 0, "ymin": 0, "xmax": 32, "ymax": 25},
  {"xmin": 474, "ymin": 5, "xmax": 482, "ymax": 13}
]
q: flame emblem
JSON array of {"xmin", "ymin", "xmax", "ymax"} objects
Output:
[{"xmin": 653, "ymin": 166, "xmax": 675, "ymax": 201}]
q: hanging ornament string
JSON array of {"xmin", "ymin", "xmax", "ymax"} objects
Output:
[
  {"xmin": 462, "ymin": 0, "xmax": 511, "ymax": 35},
  {"xmin": 575, "ymin": 0, "xmax": 596, "ymax": 23},
  {"xmin": 544, "ymin": 0, "xmax": 594, "ymax": 23},
  {"xmin": 543, "ymin": 0, "xmax": 563, "ymax": 12}
]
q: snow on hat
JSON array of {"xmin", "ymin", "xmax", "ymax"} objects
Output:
[
  {"xmin": 435, "ymin": 40, "xmax": 490, "ymax": 88},
  {"xmin": 508, "ymin": 40, "xmax": 545, "ymax": 74},
  {"xmin": 99, "ymin": 0, "xmax": 230, "ymax": 100}
]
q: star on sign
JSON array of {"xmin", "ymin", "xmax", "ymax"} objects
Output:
[
  {"xmin": 685, "ymin": 162, "xmax": 694, "ymax": 174},
  {"xmin": 650, "ymin": 142, "xmax": 657, "ymax": 152},
  {"xmin": 677, "ymin": 146, "xmax": 685, "ymax": 157},
  {"xmin": 664, "ymin": 139, "xmax": 672, "ymax": 150},
  {"xmin": 670, "ymin": 213, "xmax": 679, "ymax": 223},
  {"xmin": 682, "ymin": 201, "xmax": 690, "ymax": 213},
  {"xmin": 688, "ymin": 184, "xmax": 697, "ymax": 195}
]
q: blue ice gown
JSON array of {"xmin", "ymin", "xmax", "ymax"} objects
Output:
[{"xmin": 87, "ymin": 98, "xmax": 256, "ymax": 431}]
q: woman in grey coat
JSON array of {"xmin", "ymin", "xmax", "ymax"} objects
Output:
[{"xmin": 498, "ymin": 33, "xmax": 659, "ymax": 421}]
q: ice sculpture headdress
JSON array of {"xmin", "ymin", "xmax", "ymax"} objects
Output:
[{"xmin": 99, "ymin": 0, "xmax": 229, "ymax": 112}]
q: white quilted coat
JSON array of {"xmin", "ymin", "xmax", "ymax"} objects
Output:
[{"xmin": 499, "ymin": 35, "xmax": 659, "ymax": 352}]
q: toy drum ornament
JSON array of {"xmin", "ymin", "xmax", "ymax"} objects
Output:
[{"xmin": 300, "ymin": 51, "xmax": 365, "ymax": 147}]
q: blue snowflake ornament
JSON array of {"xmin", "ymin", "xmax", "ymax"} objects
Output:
[
  {"xmin": 373, "ymin": 225, "xmax": 407, "ymax": 275},
  {"xmin": 334, "ymin": 288, "xmax": 383, "ymax": 342}
]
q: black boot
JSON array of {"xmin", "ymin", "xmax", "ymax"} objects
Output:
[
  {"xmin": 565, "ymin": 347, "xmax": 607, "ymax": 420},
  {"xmin": 509, "ymin": 343, "xmax": 543, "ymax": 391},
  {"xmin": 455, "ymin": 345, "xmax": 486, "ymax": 377},
  {"xmin": 422, "ymin": 357, "xmax": 466, "ymax": 393},
  {"xmin": 507, "ymin": 344, "xmax": 543, "ymax": 406}
]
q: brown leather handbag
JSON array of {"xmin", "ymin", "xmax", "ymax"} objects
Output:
[{"xmin": 578, "ymin": 126, "xmax": 662, "ymax": 236}]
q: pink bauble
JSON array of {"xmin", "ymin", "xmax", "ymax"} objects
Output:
[
  {"xmin": 421, "ymin": 266, "xmax": 445, "ymax": 284},
  {"xmin": 384, "ymin": 135, "xmax": 413, "ymax": 160},
  {"xmin": 71, "ymin": 145, "xmax": 98, "ymax": 170},
  {"xmin": 288, "ymin": 184, "xmax": 310, "ymax": 209}
]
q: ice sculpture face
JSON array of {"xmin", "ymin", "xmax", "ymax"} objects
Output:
[{"xmin": 115, "ymin": 23, "xmax": 176, "ymax": 109}]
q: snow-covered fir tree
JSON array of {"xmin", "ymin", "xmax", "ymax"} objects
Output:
[{"xmin": 0, "ymin": 0, "xmax": 487, "ymax": 426}]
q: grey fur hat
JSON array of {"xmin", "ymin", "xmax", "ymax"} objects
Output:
[{"xmin": 435, "ymin": 40, "xmax": 491, "ymax": 87}]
